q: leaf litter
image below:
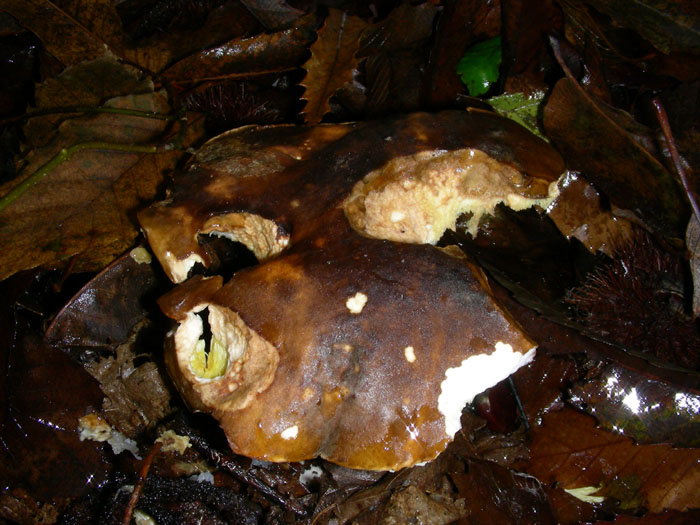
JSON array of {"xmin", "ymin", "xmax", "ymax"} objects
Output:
[{"xmin": 0, "ymin": 0, "xmax": 700, "ymax": 523}]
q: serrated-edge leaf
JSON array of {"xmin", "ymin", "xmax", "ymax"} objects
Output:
[
  {"xmin": 300, "ymin": 8, "xmax": 368, "ymax": 124},
  {"xmin": 488, "ymin": 91, "xmax": 547, "ymax": 140}
]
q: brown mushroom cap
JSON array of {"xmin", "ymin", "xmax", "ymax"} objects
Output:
[{"xmin": 141, "ymin": 110, "xmax": 564, "ymax": 470}]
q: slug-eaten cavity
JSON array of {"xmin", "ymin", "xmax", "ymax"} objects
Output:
[{"xmin": 344, "ymin": 148, "xmax": 560, "ymax": 243}]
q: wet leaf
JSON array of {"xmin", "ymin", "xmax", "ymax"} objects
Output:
[
  {"xmin": 0, "ymin": 88, "xmax": 205, "ymax": 281},
  {"xmin": 0, "ymin": 0, "xmax": 123, "ymax": 67},
  {"xmin": 359, "ymin": 1, "xmax": 440, "ymax": 57},
  {"xmin": 511, "ymin": 352, "xmax": 582, "ymax": 423},
  {"xmin": 300, "ymin": 9, "xmax": 368, "ymax": 124},
  {"xmin": 162, "ymin": 13, "xmax": 318, "ymax": 84},
  {"xmin": 1, "ymin": 0, "xmax": 248, "ymax": 73},
  {"xmin": 543, "ymin": 75, "xmax": 688, "ymax": 238},
  {"xmin": 0, "ymin": 277, "xmax": 112, "ymax": 507},
  {"xmin": 546, "ymin": 171, "xmax": 636, "ymax": 256},
  {"xmin": 522, "ymin": 406, "xmax": 700, "ymax": 513},
  {"xmin": 451, "ymin": 459, "xmax": 555, "ymax": 524},
  {"xmin": 45, "ymin": 248, "xmax": 168, "ymax": 359},
  {"xmin": 568, "ymin": 362, "xmax": 700, "ymax": 447},
  {"xmin": 355, "ymin": 2, "xmax": 441, "ymax": 116},
  {"xmin": 501, "ymin": 0, "xmax": 563, "ymax": 93},
  {"xmin": 24, "ymin": 56, "xmax": 154, "ymax": 149},
  {"xmin": 238, "ymin": 0, "xmax": 305, "ymax": 31},
  {"xmin": 584, "ymin": 0, "xmax": 700, "ymax": 55},
  {"xmin": 452, "ymin": 205, "xmax": 588, "ymax": 311}
]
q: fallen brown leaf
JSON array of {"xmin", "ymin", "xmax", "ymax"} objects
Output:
[
  {"xmin": 543, "ymin": 59, "xmax": 688, "ymax": 238},
  {"xmin": 24, "ymin": 56, "xmax": 155, "ymax": 149},
  {"xmin": 0, "ymin": 0, "xmax": 122, "ymax": 67},
  {"xmin": 300, "ymin": 9, "xmax": 368, "ymax": 124},
  {"xmin": 568, "ymin": 362, "xmax": 700, "ymax": 447},
  {"xmin": 521, "ymin": 406, "xmax": 700, "ymax": 513},
  {"xmin": 162, "ymin": 13, "xmax": 318, "ymax": 85},
  {"xmin": 0, "ymin": 84, "xmax": 205, "ymax": 280},
  {"xmin": 583, "ymin": 0, "xmax": 700, "ymax": 55}
]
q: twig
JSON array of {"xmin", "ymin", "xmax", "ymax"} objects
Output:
[
  {"xmin": 507, "ymin": 376, "xmax": 530, "ymax": 431},
  {"xmin": 172, "ymin": 417, "xmax": 308, "ymax": 516},
  {"xmin": 123, "ymin": 441, "xmax": 162, "ymax": 525},
  {"xmin": 651, "ymin": 97, "xmax": 700, "ymax": 223}
]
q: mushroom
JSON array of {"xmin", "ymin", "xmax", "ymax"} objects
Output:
[{"xmin": 140, "ymin": 110, "xmax": 564, "ymax": 470}]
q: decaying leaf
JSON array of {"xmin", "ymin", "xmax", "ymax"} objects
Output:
[
  {"xmin": 300, "ymin": 9, "xmax": 368, "ymax": 124},
  {"xmin": 0, "ymin": 0, "xmax": 123, "ymax": 67},
  {"xmin": 0, "ymin": 290, "xmax": 112, "ymax": 505},
  {"xmin": 584, "ymin": 0, "xmax": 700, "ymax": 55},
  {"xmin": 687, "ymin": 214, "xmax": 700, "ymax": 318},
  {"xmin": 24, "ymin": 56, "xmax": 155, "ymax": 149},
  {"xmin": 238, "ymin": 0, "xmax": 305, "ymax": 31},
  {"xmin": 421, "ymin": 0, "xmax": 501, "ymax": 107},
  {"xmin": 45, "ymin": 247, "xmax": 167, "ymax": 359},
  {"xmin": 522, "ymin": 406, "xmax": 700, "ymax": 513},
  {"xmin": 0, "ymin": 58, "xmax": 205, "ymax": 281},
  {"xmin": 162, "ymin": 13, "xmax": 318, "ymax": 85},
  {"xmin": 568, "ymin": 362, "xmax": 700, "ymax": 447},
  {"xmin": 546, "ymin": 171, "xmax": 635, "ymax": 256},
  {"xmin": 85, "ymin": 327, "xmax": 173, "ymax": 437},
  {"xmin": 543, "ymin": 74, "xmax": 688, "ymax": 238}
]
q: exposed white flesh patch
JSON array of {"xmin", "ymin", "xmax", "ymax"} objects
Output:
[
  {"xmin": 345, "ymin": 292, "xmax": 368, "ymax": 314},
  {"xmin": 404, "ymin": 346, "xmax": 416, "ymax": 363},
  {"xmin": 280, "ymin": 425, "xmax": 299, "ymax": 440},
  {"xmin": 200, "ymin": 212, "xmax": 289, "ymax": 262},
  {"xmin": 164, "ymin": 251, "xmax": 204, "ymax": 283},
  {"xmin": 438, "ymin": 342, "xmax": 536, "ymax": 437},
  {"xmin": 344, "ymin": 148, "xmax": 560, "ymax": 243},
  {"xmin": 299, "ymin": 464, "xmax": 324, "ymax": 488}
]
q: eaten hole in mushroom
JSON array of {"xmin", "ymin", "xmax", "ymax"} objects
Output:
[
  {"xmin": 141, "ymin": 110, "xmax": 565, "ymax": 471},
  {"xmin": 343, "ymin": 147, "xmax": 559, "ymax": 244}
]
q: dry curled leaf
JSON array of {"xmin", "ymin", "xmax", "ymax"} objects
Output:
[
  {"xmin": 86, "ymin": 331, "xmax": 173, "ymax": 437},
  {"xmin": 300, "ymin": 9, "xmax": 368, "ymax": 124}
]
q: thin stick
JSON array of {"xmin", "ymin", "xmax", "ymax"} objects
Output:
[
  {"xmin": 651, "ymin": 97, "xmax": 700, "ymax": 222},
  {"xmin": 508, "ymin": 376, "xmax": 530, "ymax": 431},
  {"xmin": 123, "ymin": 441, "xmax": 162, "ymax": 525},
  {"xmin": 172, "ymin": 418, "xmax": 308, "ymax": 516}
]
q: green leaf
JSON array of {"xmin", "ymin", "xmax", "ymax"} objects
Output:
[
  {"xmin": 456, "ymin": 36, "xmax": 502, "ymax": 96},
  {"xmin": 488, "ymin": 91, "xmax": 547, "ymax": 140}
]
